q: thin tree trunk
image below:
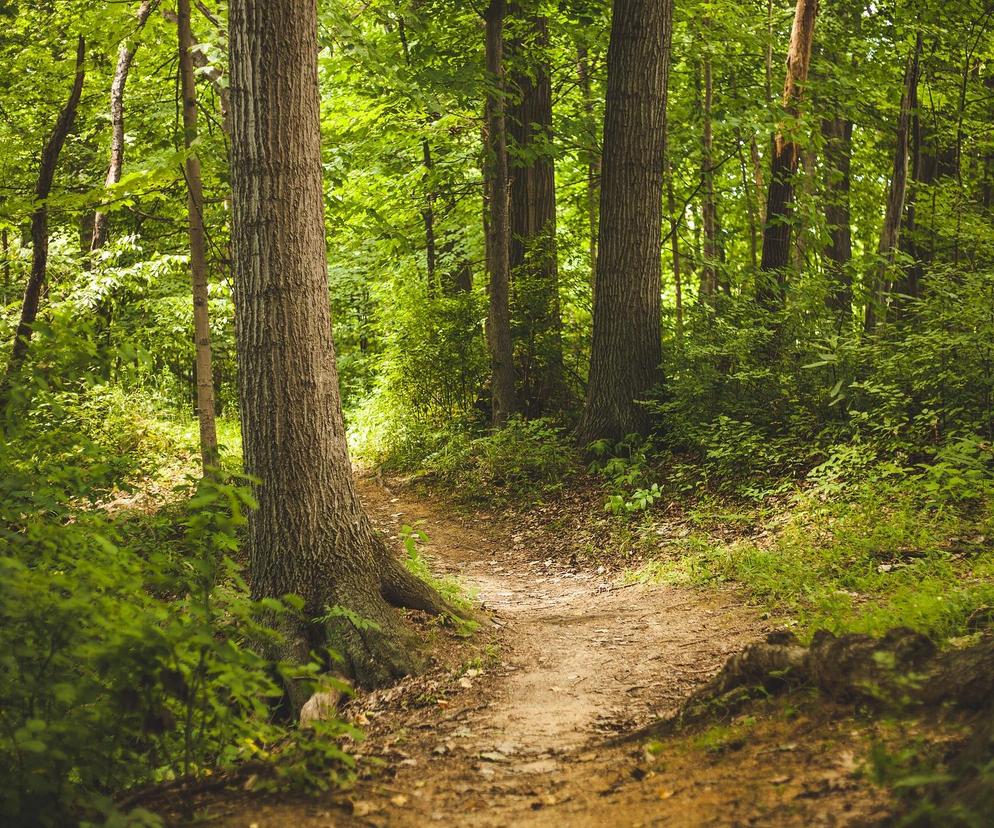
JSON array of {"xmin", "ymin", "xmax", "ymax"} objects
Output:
[
  {"xmin": 737, "ymin": 135, "xmax": 759, "ymax": 271},
  {"xmin": 228, "ymin": 0, "xmax": 455, "ymax": 706},
  {"xmin": 821, "ymin": 114, "xmax": 853, "ymax": 320},
  {"xmin": 750, "ymin": 136, "xmax": 766, "ymax": 226},
  {"xmin": 178, "ymin": 0, "xmax": 218, "ymax": 471},
  {"xmin": 398, "ymin": 16, "xmax": 437, "ymax": 298},
  {"xmin": 507, "ymin": 9, "xmax": 563, "ymax": 415},
  {"xmin": 91, "ymin": 1, "xmax": 154, "ymax": 251},
  {"xmin": 700, "ymin": 43, "xmax": 718, "ymax": 300},
  {"xmin": 757, "ymin": 0, "xmax": 818, "ymax": 309},
  {"xmin": 1, "ymin": 229, "xmax": 9, "ymax": 306},
  {"xmin": 576, "ymin": 39, "xmax": 600, "ymax": 301},
  {"xmin": 3, "ymin": 37, "xmax": 85, "ymax": 389},
  {"xmin": 576, "ymin": 0, "xmax": 672, "ymax": 444},
  {"xmin": 484, "ymin": 0, "xmax": 517, "ymax": 424},
  {"xmin": 865, "ymin": 33, "xmax": 922, "ymax": 333}
]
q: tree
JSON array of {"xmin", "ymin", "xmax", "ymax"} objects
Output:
[
  {"xmin": 90, "ymin": 1, "xmax": 154, "ymax": 252},
  {"xmin": 178, "ymin": 0, "xmax": 219, "ymax": 470},
  {"xmin": 865, "ymin": 32, "xmax": 922, "ymax": 332},
  {"xmin": 821, "ymin": 112, "xmax": 853, "ymax": 320},
  {"xmin": 3, "ymin": 37, "xmax": 85, "ymax": 391},
  {"xmin": 757, "ymin": 0, "xmax": 818, "ymax": 309},
  {"xmin": 575, "ymin": 0, "xmax": 673, "ymax": 444},
  {"xmin": 507, "ymin": 6, "xmax": 563, "ymax": 415},
  {"xmin": 484, "ymin": 0, "xmax": 517, "ymax": 424},
  {"xmin": 228, "ymin": 0, "xmax": 455, "ymax": 704}
]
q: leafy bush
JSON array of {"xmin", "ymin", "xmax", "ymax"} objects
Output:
[
  {"xmin": 0, "ymin": 475, "xmax": 356, "ymax": 826},
  {"xmin": 417, "ymin": 416, "xmax": 577, "ymax": 502}
]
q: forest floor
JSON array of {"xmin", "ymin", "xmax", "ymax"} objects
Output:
[{"xmin": 187, "ymin": 476, "xmax": 900, "ymax": 827}]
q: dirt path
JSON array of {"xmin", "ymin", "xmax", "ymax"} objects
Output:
[{"xmin": 208, "ymin": 481, "xmax": 891, "ymax": 827}]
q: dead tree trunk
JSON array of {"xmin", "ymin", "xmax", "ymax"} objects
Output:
[
  {"xmin": 507, "ymin": 10, "xmax": 564, "ymax": 415},
  {"xmin": 91, "ymin": 1, "xmax": 154, "ymax": 252},
  {"xmin": 483, "ymin": 0, "xmax": 517, "ymax": 425},
  {"xmin": 576, "ymin": 0, "xmax": 672, "ymax": 444},
  {"xmin": 3, "ymin": 37, "xmax": 85, "ymax": 389},
  {"xmin": 178, "ymin": 0, "xmax": 219, "ymax": 471},
  {"xmin": 865, "ymin": 33, "xmax": 922, "ymax": 333},
  {"xmin": 757, "ymin": 0, "xmax": 818, "ymax": 309},
  {"xmin": 229, "ymin": 0, "xmax": 457, "ymax": 705}
]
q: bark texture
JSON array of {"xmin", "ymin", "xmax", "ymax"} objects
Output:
[
  {"xmin": 576, "ymin": 0, "xmax": 672, "ymax": 445},
  {"xmin": 484, "ymin": 0, "xmax": 517, "ymax": 425},
  {"xmin": 4, "ymin": 37, "xmax": 85, "ymax": 387},
  {"xmin": 507, "ymin": 10, "xmax": 563, "ymax": 415},
  {"xmin": 228, "ymin": 0, "xmax": 454, "ymax": 701},
  {"xmin": 757, "ymin": 0, "xmax": 818, "ymax": 308},
  {"xmin": 178, "ymin": 0, "xmax": 219, "ymax": 471}
]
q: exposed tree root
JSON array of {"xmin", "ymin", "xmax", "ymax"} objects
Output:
[{"xmin": 670, "ymin": 627, "xmax": 994, "ymax": 729}]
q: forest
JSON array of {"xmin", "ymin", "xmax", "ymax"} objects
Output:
[{"xmin": 2, "ymin": 0, "xmax": 994, "ymax": 824}]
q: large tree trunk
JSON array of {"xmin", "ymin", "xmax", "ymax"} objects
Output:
[
  {"xmin": 865, "ymin": 33, "xmax": 922, "ymax": 333},
  {"xmin": 91, "ymin": 1, "xmax": 154, "ymax": 252},
  {"xmin": 575, "ymin": 0, "xmax": 672, "ymax": 445},
  {"xmin": 3, "ymin": 37, "xmax": 85, "ymax": 389},
  {"xmin": 178, "ymin": 0, "xmax": 219, "ymax": 471},
  {"xmin": 483, "ymin": 0, "xmax": 517, "ymax": 425},
  {"xmin": 821, "ymin": 114, "xmax": 853, "ymax": 320},
  {"xmin": 507, "ymin": 9, "xmax": 563, "ymax": 416},
  {"xmin": 228, "ymin": 0, "xmax": 455, "ymax": 704},
  {"xmin": 757, "ymin": 0, "xmax": 818, "ymax": 309}
]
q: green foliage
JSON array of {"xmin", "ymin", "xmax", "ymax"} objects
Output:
[
  {"xmin": 0, "ymin": 472, "xmax": 356, "ymax": 826},
  {"xmin": 587, "ymin": 434, "xmax": 663, "ymax": 516},
  {"xmin": 399, "ymin": 416, "xmax": 577, "ymax": 503}
]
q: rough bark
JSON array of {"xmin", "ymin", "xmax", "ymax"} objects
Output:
[
  {"xmin": 229, "ymin": 0, "xmax": 456, "ymax": 703},
  {"xmin": 3, "ymin": 37, "xmax": 85, "ymax": 388},
  {"xmin": 575, "ymin": 0, "xmax": 672, "ymax": 445},
  {"xmin": 484, "ymin": 0, "xmax": 517, "ymax": 425},
  {"xmin": 757, "ymin": 0, "xmax": 818, "ymax": 309},
  {"xmin": 178, "ymin": 0, "xmax": 219, "ymax": 471},
  {"xmin": 865, "ymin": 34, "xmax": 921, "ymax": 333},
  {"xmin": 821, "ymin": 114, "xmax": 853, "ymax": 319},
  {"xmin": 91, "ymin": 1, "xmax": 154, "ymax": 252},
  {"xmin": 507, "ymin": 9, "xmax": 563, "ymax": 416}
]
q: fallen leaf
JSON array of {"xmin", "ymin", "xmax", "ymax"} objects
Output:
[
  {"xmin": 658, "ymin": 788, "xmax": 675, "ymax": 800},
  {"xmin": 390, "ymin": 794, "xmax": 408, "ymax": 807}
]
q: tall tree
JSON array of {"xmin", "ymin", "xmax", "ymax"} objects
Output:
[
  {"xmin": 507, "ymin": 7, "xmax": 563, "ymax": 415},
  {"xmin": 3, "ymin": 37, "xmax": 85, "ymax": 391},
  {"xmin": 484, "ymin": 0, "xmax": 517, "ymax": 424},
  {"xmin": 178, "ymin": 0, "xmax": 219, "ymax": 470},
  {"xmin": 576, "ymin": 0, "xmax": 673, "ymax": 444},
  {"xmin": 865, "ymin": 33, "xmax": 922, "ymax": 332},
  {"xmin": 91, "ymin": 1, "xmax": 155, "ymax": 252},
  {"xmin": 228, "ymin": 0, "xmax": 454, "ymax": 704},
  {"xmin": 699, "ymin": 35, "xmax": 718, "ymax": 300},
  {"xmin": 821, "ymin": 111, "xmax": 853, "ymax": 320},
  {"xmin": 757, "ymin": 0, "xmax": 818, "ymax": 309}
]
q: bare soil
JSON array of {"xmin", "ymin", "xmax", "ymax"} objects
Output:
[{"xmin": 191, "ymin": 478, "xmax": 894, "ymax": 827}]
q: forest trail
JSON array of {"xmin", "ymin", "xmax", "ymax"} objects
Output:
[{"xmin": 212, "ymin": 479, "xmax": 890, "ymax": 827}]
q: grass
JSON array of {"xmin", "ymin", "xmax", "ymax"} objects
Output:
[{"xmin": 627, "ymin": 479, "xmax": 994, "ymax": 643}]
